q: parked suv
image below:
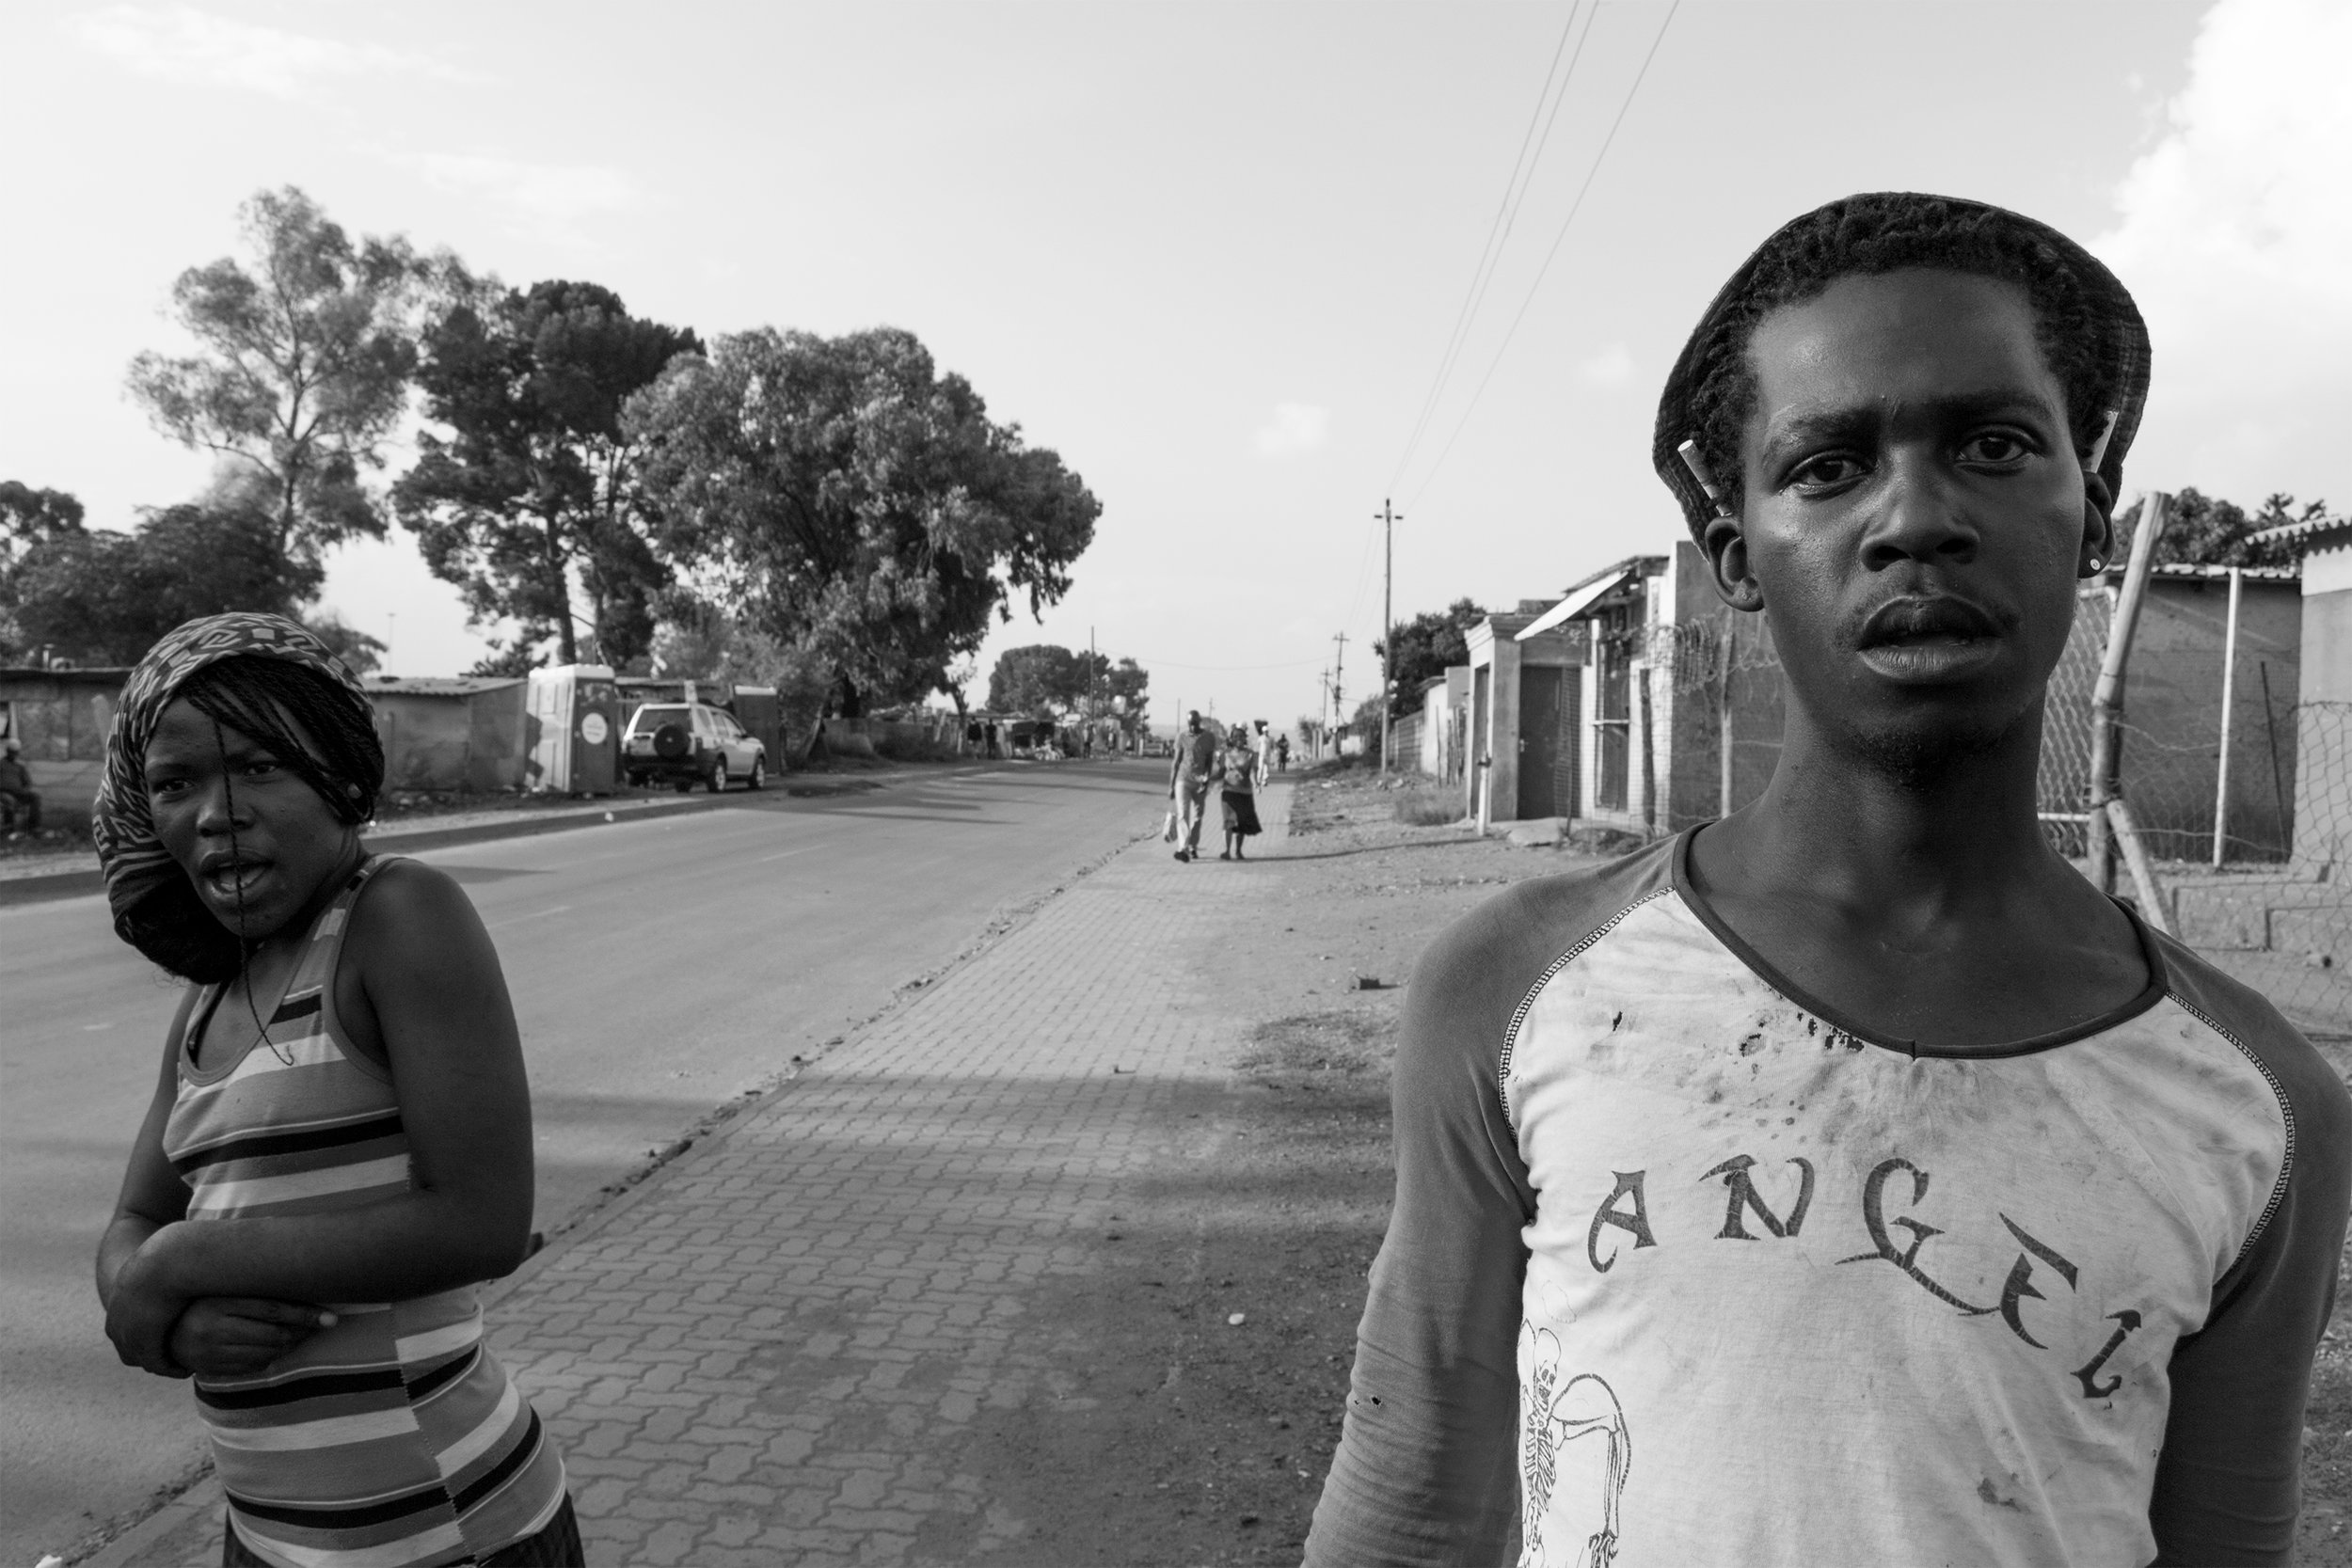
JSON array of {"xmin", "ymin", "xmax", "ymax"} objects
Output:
[{"xmin": 623, "ymin": 702, "xmax": 767, "ymax": 793}]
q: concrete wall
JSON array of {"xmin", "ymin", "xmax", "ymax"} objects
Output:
[
  {"xmin": 0, "ymin": 667, "xmax": 130, "ymax": 826},
  {"xmin": 2111, "ymin": 573, "xmax": 2302, "ymax": 861},
  {"xmin": 1466, "ymin": 619, "xmax": 1522, "ymax": 829},
  {"xmin": 1391, "ymin": 707, "xmax": 1424, "ymax": 774},
  {"xmin": 2291, "ymin": 541, "xmax": 2351, "ymax": 875}
]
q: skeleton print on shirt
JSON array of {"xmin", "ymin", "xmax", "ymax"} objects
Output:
[{"xmin": 1518, "ymin": 1324, "xmax": 1629, "ymax": 1568}]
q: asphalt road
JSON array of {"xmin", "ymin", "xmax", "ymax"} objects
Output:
[{"xmin": 0, "ymin": 758, "xmax": 1164, "ymax": 1566}]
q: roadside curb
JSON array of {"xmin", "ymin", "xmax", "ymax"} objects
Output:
[{"xmin": 0, "ymin": 772, "xmax": 912, "ymax": 910}]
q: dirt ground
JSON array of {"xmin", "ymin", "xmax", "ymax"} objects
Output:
[
  {"xmin": 1004, "ymin": 762, "xmax": 2352, "ymax": 1564},
  {"xmin": 940, "ymin": 768, "xmax": 1570, "ymax": 1562}
]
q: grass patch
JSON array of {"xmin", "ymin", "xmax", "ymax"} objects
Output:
[
  {"xmin": 1393, "ymin": 785, "xmax": 1461, "ymax": 827},
  {"xmin": 1238, "ymin": 1009, "xmax": 1398, "ymax": 1077}
]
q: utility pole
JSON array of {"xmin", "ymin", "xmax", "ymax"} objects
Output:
[
  {"xmin": 1376, "ymin": 499, "xmax": 1398, "ymax": 774},
  {"xmin": 1331, "ymin": 632, "xmax": 1348, "ymax": 757}
]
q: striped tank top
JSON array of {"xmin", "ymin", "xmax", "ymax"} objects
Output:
[{"xmin": 163, "ymin": 855, "xmax": 566, "ymax": 1568}]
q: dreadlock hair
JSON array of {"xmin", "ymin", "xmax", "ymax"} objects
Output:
[
  {"xmin": 1652, "ymin": 193, "xmax": 2150, "ymax": 540},
  {"xmin": 122, "ymin": 655, "xmax": 385, "ymax": 984}
]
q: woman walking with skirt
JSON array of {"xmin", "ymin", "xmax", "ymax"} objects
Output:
[{"xmin": 1217, "ymin": 724, "xmax": 1262, "ymax": 861}]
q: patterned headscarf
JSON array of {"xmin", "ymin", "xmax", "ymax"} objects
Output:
[{"xmin": 94, "ymin": 612, "xmax": 373, "ymax": 942}]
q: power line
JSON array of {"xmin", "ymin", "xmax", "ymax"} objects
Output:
[
  {"xmin": 1386, "ymin": 1, "xmax": 1594, "ymax": 496},
  {"xmin": 1129, "ymin": 655, "xmax": 1327, "ymax": 672},
  {"xmin": 1401, "ymin": 0, "xmax": 1681, "ymax": 512}
]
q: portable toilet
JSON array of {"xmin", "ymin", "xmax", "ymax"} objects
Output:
[
  {"xmin": 729, "ymin": 686, "xmax": 785, "ymax": 773},
  {"xmin": 526, "ymin": 664, "xmax": 620, "ymax": 795}
]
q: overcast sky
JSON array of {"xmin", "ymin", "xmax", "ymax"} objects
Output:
[{"xmin": 4, "ymin": 0, "xmax": 2344, "ymax": 728}]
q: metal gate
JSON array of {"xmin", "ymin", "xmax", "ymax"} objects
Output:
[{"xmin": 1518, "ymin": 665, "xmax": 1581, "ymax": 819}]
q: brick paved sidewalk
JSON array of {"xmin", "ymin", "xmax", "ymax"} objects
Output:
[{"xmin": 107, "ymin": 798, "xmax": 1284, "ymax": 1567}]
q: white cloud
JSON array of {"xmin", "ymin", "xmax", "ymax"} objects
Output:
[
  {"xmin": 389, "ymin": 151, "xmax": 644, "ymax": 229},
  {"xmin": 1254, "ymin": 402, "xmax": 1330, "ymax": 456},
  {"xmin": 70, "ymin": 5, "xmax": 457, "ymax": 99},
  {"xmin": 2092, "ymin": 0, "xmax": 2352, "ymax": 507},
  {"xmin": 1575, "ymin": 344, "xmax": 1635, "ymax": 387}
]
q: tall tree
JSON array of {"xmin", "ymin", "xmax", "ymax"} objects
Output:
[
  {"xmin": 8, "ymin": 501, "xmax": 322, "ymax": 666},
  {"xmin": 1376, "ymin": 597, "xmax": 1488, "ymax": 693},
  {"xmin": 301, "ymin": 611, "xmax": 388, "ymax": 676},
  {"xmin": 126, "ymin": 186, "xmax": 421, "ymax": 567},
  {"xmin": 1, "ymin": 482, "xmax": 88, "ymax": 660},
  {"xmin": 1104, "ymin": 657, "xmax": 1150, "ymax": 737},
  {"xmin": 987, "ymin": 644, "xmax": 1103, "ymax": 717},
  {"xmin": 396, "ymin": 277, "xmax": 700, "ymax": 667},
  {"xmin": 626, "ymin": 326, "xmax": 1099, "ymax": 710}
]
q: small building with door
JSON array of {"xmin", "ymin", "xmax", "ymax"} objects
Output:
[
  {"xmin": 1461, "ymin": 598, "xmax": 1594, "ymax": 829},
  {"xmin": 364, "ymin": 676, "xmax": 529, "ymax": 794}
]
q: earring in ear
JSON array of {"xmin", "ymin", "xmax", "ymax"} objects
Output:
[{"xmin": 2087, "ymin": 556, "xmax": 2105, "ymax": 572}]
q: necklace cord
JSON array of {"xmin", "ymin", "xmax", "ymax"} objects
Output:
[{"xmin": 209, "ymin": 714, "xmax": 294, "ymax": 1069}]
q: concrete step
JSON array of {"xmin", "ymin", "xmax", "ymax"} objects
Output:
[{"xmin": 2172, "ymin": 880, "xmax": 2344, "ymax": 958}]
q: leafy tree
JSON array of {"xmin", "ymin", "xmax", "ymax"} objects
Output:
[
  {"xmin": 397, "ymin": 277, "xmax": 700, "ymax": 668},
  {"xmin": 1, "ymin": 482, "xmax": 88, "ymax": 659},
  {"xmin": 1104, "ymin": 657, "xmax": 1150, "ymax": 736},
  {"xmin": 8, "ymin": 501, "xmax": 321, "ymax": 665},
  {"xmin": 466, "ymin": 641, "xmax": 545, "ymax": 679},
  {"xmin": 2111, "ymin": 487, "xmax": 2335, "ymax": 570},
  {"xmin": 126, "ymin": 186, "xmax": 422, "ymax": 567},
  {"xmin": 1375, "ymin": 597, "xmax": 1487, "ymax": 694},
  {"xmin": 627, "ymin": 326, "xmax": 1099, "ymax": 712},
  {"xmin": 987, "ymin": 643, "xmax": 1104, "ymax": 718},
  {"xmin": 301, "ymin": 611, "xmax": 387, "ymax": 676},
  {"xmin": 644, "ymin": 589, "xmax": 834, "ymax": 756},
  {"xmin": 1, "ymin": 483, "xmax": 86, "ymax": 555}
]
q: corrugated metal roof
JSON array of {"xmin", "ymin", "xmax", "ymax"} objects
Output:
[
  {"xmin": 363, "ymin": 676, "xmax": 526, "ymax": 696},
  {"xmin": 2247, "ymin": 512, "xmax": 2351, "ymax": 553},
  {"xmin": 1516, "ymin": 566, "xmax": 1638, "ymax": 641},
  {"xmin": 2102, "ymin": 562, "xmax": 2301, "ymax": 584}
]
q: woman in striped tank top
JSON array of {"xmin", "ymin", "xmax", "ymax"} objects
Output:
[{"xmin": 92, "ymin": 615, "xmax": 578, "ymax": 1568}]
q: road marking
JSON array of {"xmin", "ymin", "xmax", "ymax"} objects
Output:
[
  {"xmin": 757, "ymin": 847, "xmax": 821, "ymax": 863},
  {"xmin": 487, "ymin": 904, "xmax": 574, "ymax": 931}
]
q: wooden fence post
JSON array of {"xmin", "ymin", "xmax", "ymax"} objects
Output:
[{"xmin": 2088, "ymin": 490, "xmax": 2169, "ymax": 912}]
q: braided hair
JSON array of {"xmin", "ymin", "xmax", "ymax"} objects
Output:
[
  {"xmin": 1651, "ymin": 193, "xmax": 2151, "ymax": 538},
  {"xmin": 123, "ymin": 655, "xmax": 385, "ymax": 983}
]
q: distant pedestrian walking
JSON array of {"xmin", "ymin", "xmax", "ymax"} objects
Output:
[
  {"xmin": 1168, "ymin": 710, "xmax": 1216, "ymax": 862},
  {"xmin": 0, "ymin": 736, "xmax": 41, "ymax": 834},
  {"xmin": 1274, "ymin": 731, "xmax": 1290, "ymax": 773},
  {"xmin": 1217, "ymin": 726, "xmax": 1262, "ymax": 860},
  {"xmin": 90, "ymin": 613, "xmax": 579, "ymax": 1568}
]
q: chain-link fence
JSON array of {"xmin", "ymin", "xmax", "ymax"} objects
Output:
[
  {"xmin": 1651, "ymin": 589, "xmax": 2346, "ymax": 1040},
  {"xmin": 2038, "ymin": 580, "xmax": 2346, "ymax": 1038}
]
